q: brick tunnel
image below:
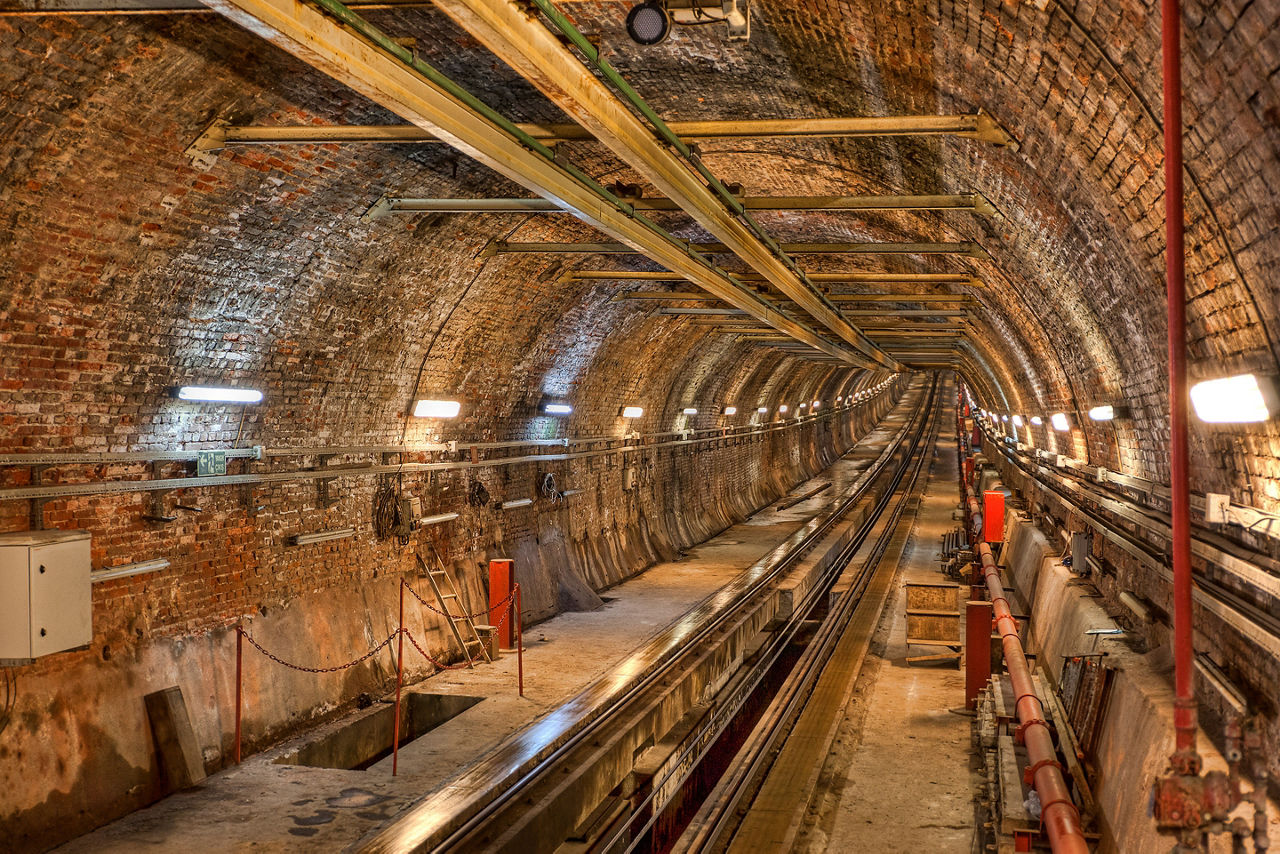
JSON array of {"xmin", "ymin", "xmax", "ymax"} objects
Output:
[{"xmin": 0, "ymin": 0, "xmax": 1278, "ymax": 851}]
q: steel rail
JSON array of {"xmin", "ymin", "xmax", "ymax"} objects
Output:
[
  {"xmin": 355, "ymin": 380, "xmax": 936, "ymax": 853},
  {"xmin": 673, "ymin": 379, "xmax": 941, "ymax": 853}
]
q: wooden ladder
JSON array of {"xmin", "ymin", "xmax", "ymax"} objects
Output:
[{"xmin": 416, "ymin": 551, "xmax": 491, "ymax": 666}]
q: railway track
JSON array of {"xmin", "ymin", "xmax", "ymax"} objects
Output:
[{"xmin": 354, "ymin": 376, "xmax": 943, "ymax": 854}]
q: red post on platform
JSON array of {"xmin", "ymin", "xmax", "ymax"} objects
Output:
[
  {"xmin": 489, "ymin": 558, "xmax": 515, "ymax": 648},
  {"xmin": 983, "ymin": 490, "xmax": 1005, "ymax": 543},
  {"xmin": 234, "ymin": 624, "xmax": 243, "ymax": 764},
  {"xmin": 514, "ymin": 583, "xmax": 523, "ymax": 698},
  {"xmin": 392, "ymin": 581, "xmax": 405, "ymax": 776},
  {"xmin": 966, "ymin": 600, "xmax": 993, "ymax": 709},
  {"xmin": 963, "ymin": 457, "xmax": 975, "ymax": 489},
  {"xmin": 971, "ymin": 424, "xmax": 982, "ymax": 449}
]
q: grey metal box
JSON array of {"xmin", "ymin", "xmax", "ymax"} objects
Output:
[{"xmin": 0, "ymin": 529, "xmax": 92, "ymax": 662}]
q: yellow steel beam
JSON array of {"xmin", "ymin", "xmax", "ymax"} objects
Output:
[
  {"xmin": 425, "ymin": 0, "xmax": 894, "ymax": 367},
  {"xmin": 201, "ymin": 0, "xmax": 873, "ymax": 365}
]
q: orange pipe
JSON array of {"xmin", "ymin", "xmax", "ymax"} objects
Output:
[{"xmin": 966, "ymin": 481, "xmax": 1089, "ymax": 854}]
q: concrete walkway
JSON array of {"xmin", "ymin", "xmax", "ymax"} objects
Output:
[
  {"xmin": 797, "ymin": 389, "xmax": 977, "ymax": 854},
  {"xmin": 57, "ymin": 388, "xmax": 924, "ymax": 853}
]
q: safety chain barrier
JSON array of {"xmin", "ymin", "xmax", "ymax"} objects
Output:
[
  {"xmin": 233, "ymin": 579, "xmax": 525, "ymax": 775},
  {"xmin": 403, "ymin": 580, "xmax": 515, "ymax": 623}
]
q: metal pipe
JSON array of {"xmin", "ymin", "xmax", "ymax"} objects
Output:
[
  {"xmin": 393, "ymin": 581, "xmax": 404, "ymax": 776},
  {"xmin": 373, "ymin": 192, "xmax": 999, "ymax": 215},
  {"xmin": 235, "ymin": 625, "xmax": 243, "ymax": 764},
  {"xmin": 1161, "ymin": 0, "xmax": 1198, "ymax": 761},
  {"xmin": 965, "ymin": 482, "xmax": 1089, "ymax": 853}
]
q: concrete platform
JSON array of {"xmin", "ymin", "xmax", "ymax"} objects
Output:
[{"xmin": 55, "ymin": 388, "xmax": 924, "ymax": 853}]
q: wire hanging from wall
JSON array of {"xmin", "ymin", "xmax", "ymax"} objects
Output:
[{"xmin": 374, "ymin": 475, "xmax": 410, "ymax": 545}]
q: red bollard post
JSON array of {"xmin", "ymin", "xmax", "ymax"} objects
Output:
[
  {"xmin": 392, "ymin": 581, "xmax": 405, "ymax": 776},
  {"xmin": 234, "ymin": 624, "xmax": 243, "ymax": 764},
  {"xmin": 965, "ymin": 600, "xmax": 993, "ymax": 709},
  {"xmin": 514, "ymin": 584, "xmax": 523, "ymax": 698}
]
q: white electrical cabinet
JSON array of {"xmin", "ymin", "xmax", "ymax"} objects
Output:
[{"xmin": 0, "ymin": 529, "xmax": 92, "ymax": 663}]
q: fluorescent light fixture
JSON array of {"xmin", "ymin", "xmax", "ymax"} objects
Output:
[
  {"xmin": 500, "ymin": 498, "xmax": 533, "ymax": 510},
  {"xmin": 812, "ymin": 401, "xmax": 821, "ymax": 409},
  {"xmin": 723, "ymin": 406, "xmax": 737, "ymax": 415},
  {"xmin": 1012, "ymin": 415, "xmax": 1024, "ymax": 427},
  {"xmin": 778, "ymin": 405, "xmax": 789, "ymax": 414},
  {"xmin": 1088, "ymin": 405, "xmax": 1116, "ymax": 421},
  {"xmin": 1051, "ymin": 412, "xmax": 1070, "ymax": 432},
  {"xmin": 757, "ymin": 406, "xmax": 768, "ymax": 413},
  {"xmin": 1030, "ymin": 416, "xmax": 1044, "ymax": 426},
  {"xmin": 1001, "ymin": 415, "xmax": 1009, "ymax": 422},
  {"xmin": 414, "ymin": 399, "xmax": 461, "ymax": 418},
  {"xmin": 621, "ymin": 406, "xmax": 644, "ymax": 418},
  {"xmin": 836, "ymin": 396, "xmax": 843, "ymax": 402},
  {"xmin": 177, "ymin": 386, "xmax": 262, "ymax": 404},
  {"xmin": 683, "ymin": 407, "xmax": 699, "ymax": 415},
  {"xmin": 798, "ymin": 402, "xmax": 806, "ymax": 408},
  {"xmin": 92, "ymin": 558, "xmax": 170, "ymax": 583},
  {"xmin": 1190, "ymin": 373, "xmax": 1277, "ymax": 423},
  {"xmin": 292, "ymin": 527, "xmax": 355, "ymax": 546},
  {"xmin": 419, "ymin": 512, "xmax": 459, "ymax": 526},
  {"xmin": 544, "ymin": 403, "xmax": 573, "ymax": 415}
]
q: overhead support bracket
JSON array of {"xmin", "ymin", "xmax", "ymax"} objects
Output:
[
  {"xmin": 179, "ymin": 112, "xmax": 1017, "ymax": 148},
  {"xmin": 483, "ymin": 239, "xmax": 990, "ymax": 259},
  {"xmin": 366, "ymin": 192, "xmax": 1000, "ymax": 216}
]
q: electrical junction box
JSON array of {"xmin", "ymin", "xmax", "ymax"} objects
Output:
[
  {"xmin": 0, "ymin": 529, "xmax": 92, "ymax": 664},
  {"xmin": 622, "ymin": 468, "xmax": 638, "ymax": 491},
  {"xmin": 1204, "ymin": 493, "xmax": 1231, "ymax": 524}
]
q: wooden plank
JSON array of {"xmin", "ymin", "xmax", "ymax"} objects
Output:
[{"xmin": 144, "ymin": 686, "xmax": 207, "ymax": 789}]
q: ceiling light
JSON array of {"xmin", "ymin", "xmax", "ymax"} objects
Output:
[
  {"xmin": 723, "ymin": 406, "xmax": 737, "ymax": 415},
  {"xmin": 1051, "ymin": 412, "xmax": 1070, "ymax": 431},
  {"xmin": 778, "ymin": 405, "xmax": 788, "ymax": 414},
  {"xmin": 798, "ymin": 402, "xmax": 806, "ymax": 408},
  {"xmin": 1012, "ymin": 415, "xmax": 1024, "ymax": 427},
  {"xmin": 621, "ymin": 405, "xmax": 644, "ymax": 418},
  {"xmin": 1001, "ymin": 415, "xmax": 1009, "ymax": 422},
  {"xmin": 292, "ymin": 527, "xmax": 355, "ymax": 546},
  {"xmin": 177, "ymin": 386, "xmax": 262, "ymax": 404},
  {"xmin": 414, "ymin": 399, "xmax": 461, "ymax": 418},
  {"xmin": 625, "ymin": 1, "xmax": 670, "ymax": 45},
  {"xmin": 1088, "ymin": 405, "xmax": 1116, "ymax": 421},
  {"xmin": 544, "ymin": 403, "xmax": 573, "ymax": 415},
  {"xmin": 812, "ymin": 401, "xmax": 821, "ymax": 409},
  {"xmin": 757, "ymin": 406, "xmax": 768, "ymax": 413},
  {"xmin": 1030, "ymin": 416, "xmax": 1044, "ymax": 426},
  {"xmin": 683, "ymin": 407, "xmax": 698, "ymax": 415},
  {"xmin": 1190, "ymin": 373, "xmax": 1277, "ymax": 423}
]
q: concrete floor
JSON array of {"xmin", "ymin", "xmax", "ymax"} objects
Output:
[
  {"xmin": 797, "ymin": 403, "xmax": 978, "ymax": 854},
  {"xmin": 56, "ymin": 395, "xmax": 920, "ymax": 853}
]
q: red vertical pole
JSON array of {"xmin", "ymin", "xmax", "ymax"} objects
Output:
[
  {"xmin": 234, "ymin": 624, "xmax": 243, "ymax": 765},
  {"xmin": 392, "ymin": 581, "xmax": 405, "ymax": 776},
  {"xmin": 965, "ymin": 600, "xmax": 993, "ymax": 709},
  {"xmin": 1161, "ymin": 0, "xmax": 1197, "ymax": 764},
  {"xmin": 515, "ymin": 584, "xmax": 523, "ymax": 697}
]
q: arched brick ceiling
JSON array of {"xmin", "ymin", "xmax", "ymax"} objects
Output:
[{"xmin": 1, "ymin": 0, "xmax": 1277, "ymax": 503}]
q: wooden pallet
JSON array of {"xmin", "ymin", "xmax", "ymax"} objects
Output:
[{"xmin": 905, "ymin": 582, "xmax": 962, "ymax": 663}]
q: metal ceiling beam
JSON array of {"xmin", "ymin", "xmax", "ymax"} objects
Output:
[
  {"xmin": 839, "ymin": 309, "xmax": 970, "ymax": 317},
  {"xmin": 424, "ymin": 0, "xmax": 894, "ymax": 368},
  {"xmin": 568, "ymin": 271, "xmax": 981, "ymax": 285},
  {"xmin": 200, "ymin": 0, "xmax": 873, "ymax": 365},
  {"xmin": 188, "ymin": 113, "xmax": 1015, "ymax": 147},
  {"xmin": 368, "ymin": 193, "xmax": 999, "ymax": 217},
  {"xmin": 482, "ymin": 240, "xmax": 989, "ymax": 259},
  {"xmin": 610, "ymin": 291, "xmax": 975, "ymax": 304}
]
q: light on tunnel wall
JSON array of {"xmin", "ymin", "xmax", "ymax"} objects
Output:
[
  {"xmin": 1051, "ymin": 412, "xmax": 1071, "ymax": 432},
  {"xmin": 1001, "ymin": 415, "xmax": 1009, "ymax": 422},
  {"xmin": 778, "ymin": 405, "xmax": 788, "ymax": 414},
  {"xmin": 682, "ymin": 407, "xmax": 699, "ymax": 415},
  {"xmin": 1190, "ymin": 373, "xmax": 1278, "ymax": 423},
  {"xmin": 177, "ymin": 386, "xmax": 263, "ymax": 404},
  {"xmin": 722, "ymin": 406, "xmax": 737, "ymax": 416},
  {"xmin": 812, "ymin": 401, "xmax": 821, "ymax": 409},
  {"xmin": 1012, "ymin": 415, "xmax": 1024, "ymax": 427},
  {"xmin": 621, "ymin": 405, "xmax": 644, "ymax": 418},
  {"xmin": 544, "ymin": 403, "xmax": 573, "ymax": 416},
  {"xmin": 414, "ymin": 399, "xmax": 461, "ymax": 418},
  {"xmin": 1030, "ymin": 416, "xmax": 1044, "ymax": 426},
  {"xmin": 1088, "ymin": 405, "xmax": 1116, "ymax": 421}
]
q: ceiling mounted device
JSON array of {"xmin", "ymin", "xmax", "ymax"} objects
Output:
[
  {"xmin": 625, "ymin": 1, "xmax": 672, "ymax": 44},
  {"xmin": 626, "ymin": 0, "xmax": 750, "ymax": 45}
]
